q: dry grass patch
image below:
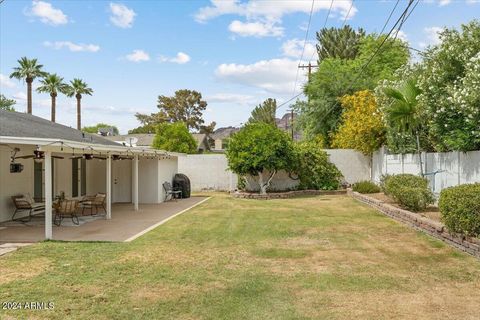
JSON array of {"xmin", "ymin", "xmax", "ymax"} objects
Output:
[{"xmin": 0, "ymin": 257, "xmax": 51, "ymax": 285}]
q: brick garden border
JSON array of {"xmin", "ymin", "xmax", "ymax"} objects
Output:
[
  {"xmin": 348, "ymin": 190, "xmax": 480, "ymax": 259},
  {"xmin": 232, "ymin": 189, "xmax": 347, "ymax": 200}
]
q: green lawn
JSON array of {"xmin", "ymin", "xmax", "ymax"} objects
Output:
[{"xmin": 1, "ymin": 194, "xmax": 480, "ymax": 319}]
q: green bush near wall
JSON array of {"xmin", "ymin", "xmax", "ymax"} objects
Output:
[
  {"xmin": 384, "ymin": 174, "xmax": 434, "ymax": 212},
  {"xmin": 352, "ymin": 181, "xmax": 380, "ymax": 194},
  {"xmin": 439, "ymin": 183, "xmax": 480, "ymax": 237}
]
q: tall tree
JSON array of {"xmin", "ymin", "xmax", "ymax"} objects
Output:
[
  {"xmin": 248, "ymin": 98, "xmax": 277, "ymax": 126},
  {"xmin": 199, "ymin": 121, "xmax": 216, "ymax": 135},
  {"xmin": 301, "ymin": 34, "xmax": 409, "ymax": 145},
  {"xmin": 384, "ymin": 78, "xmax": 424, "ymax": 176},
  {"xmin": 66, "ymin": 79, "xmax": 93, "ymax": 130},
  {"xmin": 0, "ymin": 94, "xmax": 16, "ymax": 111},
  {"xmin": 316, "ymin": 26, "xmax": 365, "ymax": 61},
  {"xmin": 36, "ymin": 73, "xmax": 69, "ymax": 122},
  {"xmin": 9, "ymin": 57, "xmax": 47, "ymax": 114},
  {"xmin": 158, "ymin": 89, "xmax": 207, "ymax": 130}
]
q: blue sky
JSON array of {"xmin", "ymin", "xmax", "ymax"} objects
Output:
[{"xmin": 1, "ymin": 0, "xmax": 479, "ymax": 133}]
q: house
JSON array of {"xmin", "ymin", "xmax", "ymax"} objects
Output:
[
  {"xmin": 105, "ymin": 133, "xmax": 210, "ymax": 152},
  {"xmin": 211, "ymin": 126, "xmax": 240, "ymax": 151},
  {"xmin": 0, "ymin": 110, "xmax": 183, "ymax": 239}
]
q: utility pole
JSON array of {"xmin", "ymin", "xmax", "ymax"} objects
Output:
[
  {"xmin": 290, "ymin": 109, "xmax": 294, "ymax": 140},
  {"xmin": 298, "ymin": 62, "xmax": 318, "ymax": 80}
]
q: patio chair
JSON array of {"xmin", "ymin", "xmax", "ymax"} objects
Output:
[
  {"xmin": 11, "ymin": 194, "xmax": 45, "ymax": 222},
  {"xmin": 79, "ymin": 193, "xmax": 106, "ymax": 216},
  {"xmin": 163, "ymin": 182, "xmax": 182, "ymax": 202},
  {"xmin": 54, "ymin": 200, "xmax": 79, "ymax": 226}
]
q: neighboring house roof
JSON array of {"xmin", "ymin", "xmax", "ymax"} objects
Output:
[
  {"xmin": 211, "ymin": 126, "xmax": 240, "ymax": 140},
  {"xmin": 104, "ymin": 134, "xmax": 155, "ymax": 147},
  {"xmin": 0, "ymin": 110, "xmax": 119, "ymax": 147}
]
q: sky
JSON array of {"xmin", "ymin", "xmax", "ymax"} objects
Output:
[{"xmin": 0, "ymin": 0, "xmax": 479, "ymax": 134}]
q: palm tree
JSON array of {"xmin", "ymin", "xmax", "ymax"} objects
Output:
[
  {"xmin": 36, "ymin": 74, "xmax": 69, "ymax": 122},
  {"xmin": 65, "ymin": 78, "xmax": 93, "ymax": 130},
  {"xmin": 9, "ymin": 57, "xmax": 48, "ymax": 114},
  {"xmin": 248, "ymin": 98, "xmax": 277, "ymax": 126},
  {"xmin": 384, "ymin": 78, "xmax": 425, "ymax": 176}
]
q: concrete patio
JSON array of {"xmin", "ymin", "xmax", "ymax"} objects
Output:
[{"xmin": 0, "ymin": 196, "xmax": 209, "ymax": 243}]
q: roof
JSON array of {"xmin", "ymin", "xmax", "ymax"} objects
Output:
[
  {"xmin": 0, "ymin": 110, "xmax": 120, "ymax": 147},
  {"xmin": 104, "ymin": 134, "xmax": 155, "ymax": 146},
  {"xmin": 191, "ymin": 133, "xmax": 207, "ymax": 146},
  {"xmin": 211, "ymin": 126, "xmax": 240, "ymax": 140}
]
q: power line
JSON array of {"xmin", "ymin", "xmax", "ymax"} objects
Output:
[
  {"xmin": 308, "ymin": 0, "xmax": 335, "ymax": 63},
  {"xmin": 341, "ymin": 0, "xmax": 355, "ymax": 28},
  {"xmin": 379, "ymin": 0, "xmax": 400, "ymax": 35},
  {"xmin": 291, "ymin": 0, "xmax": 315, "ymax": 97},
  {"xmin": 312, "ymin": 0, "xmax": 417, "ymax": 128}
]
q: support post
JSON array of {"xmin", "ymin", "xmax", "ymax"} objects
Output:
[
  {"xmin": 133, "ymin": 154, "xmax": 139, "ymax": 211},
  {"xmin": 45, "ymin": 151, "xmax": 52, "ymax": 239},
  {"xmin": 106, "ymin": 154, "xmax": 112, "ymax": 219}
]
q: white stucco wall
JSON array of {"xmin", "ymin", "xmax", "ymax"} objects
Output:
[
  {"xmin": 138, "ymin": 158, "xmax": 159, "ymax": 204},
  {"xmin": 323, "ymin": 149, "xmax": 371, "ymax": 184},
  {"xmin": 244, "ymin": 170, "xmax": 299, "ymax": 192},
  {"xmin": 0, "ymin": 145, "xmax": 36, "ymax": 222},
  {"xmin": 158, "ymin": 158, "xmax": 178, "ymax": 201},
  {"xmin": 178, "ymin": 154, "xmax": 237, "ymax": 191}
]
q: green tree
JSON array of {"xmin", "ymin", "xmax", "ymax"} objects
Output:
[
  {"xmin": 152, "ymin": 122, "xmax": 197, "ymax": 154},
  {"xmin": 248, "ymin": 98, "xmax": 277, "ymax": 126},
  {"xmin": 65, "ymin": 79, "xmax": 93, "ymax": 130},
  {"xmin": 9, "ymin": 57, "xmax": 47, "ymax": 114},
  {"xmin": 36, "ymin": 73, "xmax": 69, "ymax": 122},
  {"xmin": 384, "ymin": 78, "xmax": 425, "ymax": 176},
  {"xmin": 316, "ymin": 25, "xmax": 365, "ymax": 61},
  {"xmin": 83, "ymin": 123, "xmax": 119, "ymax": 135},
  {"xmin": 226, "ymin": 123, "xmax": 296, "ymax": 194},
  {"xmin": 301, "ymin": 34, "xmax": 409, "ymax": 145},
  {"xmin": 0, "ymin": 94, "xmax": 16, "ymax": 111},
  {"xmin": 417, "ymin": 20, "xmax": 480, "ymax": 151}
]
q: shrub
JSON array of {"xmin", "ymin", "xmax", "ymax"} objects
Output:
[
  {"xmin": 352, "ymin": 181, "xmax": 380, "ymax": 194},
  {"xmin": 439, "ymin": 183, "xmax": 480, "ymax": 237},
  {"xmin": 294, "ymin": 140, "xmax": 342, "ymax": 190},
  {"xmin": 152, "ymin": 122, "xmax": 197, "ymax": 154},
  {"xmin": 385, "ymin": 174, "xmax": 434, "ymax": 211},
  {"xmin": 379, "ymin": 174, "xmax": 393, "ymax": 194}
]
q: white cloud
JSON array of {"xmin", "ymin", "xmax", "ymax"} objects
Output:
[
  {"xmin": 0, "ymin": 74, "xmax": 16, "ymax": 89},
  {"xmin": 195, "ymin": 0, "xmax": 356, "ymax": 23},
  {"xmin": 159, "ymin": 52, "xmax": 191, "ymax": 64},
  {"xmin": 215, "ymin": 58, "xmax": 307, "ymax": 94},
  {"xmin": 228, "ymin": 20, "xmax": 283, "ymax": 37},
  {"xmin": 439, "ymin": 0, "xmax": 452, "ymax": 6},
  {"xmin": 466, "ymin": 0, "xmax": 480, "ymax": 3},
  {"xmin": 125, "ymin": 49, "xmax": 150, "ymax": 62},
  {"xmin": 281, "ymin": 38, "xmax": 317, "ymax": 60},
  {"xmin": 13, "ymin": 91, "xmax": 27, "ymax": 102},
  {"xmin": 43, "ymin": 41, "xmax": 100, "ymax": 52},
  {"xmin": 207, "ymin": 93, "xmax": 256, "ymax": 105},
  {"xmin": 27, "ymin": 0, "xmax": 68, "ymax": 26},
  {"xmin": 109, "ymin": 2, "xmax": 136, "ymax": 28},
  {"xmin": 418, "ymin": 26, "xmax": 443, "ymax": 49},
  {"xmin": 392, "ymin": 30, "xmax": 409, "ymax": 43}
]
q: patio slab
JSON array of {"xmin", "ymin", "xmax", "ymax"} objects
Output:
[{"xmin": 0, "ymin": 197, "xmax": 209, "ymax": 243}]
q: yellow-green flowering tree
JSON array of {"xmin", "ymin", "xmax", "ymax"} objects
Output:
[{"xmin": 331, "ymin": 90, "xmax": 385, "ymax": 155}]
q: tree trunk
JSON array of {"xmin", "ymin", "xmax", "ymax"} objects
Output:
[
  {"xmin": 415, "ymin": 131, "xmax": 424, "ymax": 177},
  {"xmin": 26, "ymin": 77, "xmax": 33, "ymax": 114},
  {"xmin": 76, "ymin": 94, "xmax": 82, "ymax": 130},
  {"xmin": 257, "ymin": 170, "xmax": 277, "ymax": 195},
  {"xmin": 51, "ymin": 93, "xmax": 56, "ymax": 122}
]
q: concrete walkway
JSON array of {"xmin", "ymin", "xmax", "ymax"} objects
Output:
[{"xmin": 0, "ymin": 197, "xmax": 209, "ymax": 243}]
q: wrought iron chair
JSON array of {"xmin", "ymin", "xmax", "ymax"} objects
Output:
[
  {"xmin": 163, "ymin": 182, "xmax": 182, "ymax": 202},
  {"xmin": 53, "ymin": 200, "xmax": 79, "ymax": 226}
]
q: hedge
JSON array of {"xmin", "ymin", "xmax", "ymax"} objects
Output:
[
  {"xmin": 352, "ymin": 181, "xmax": 380, "ymax": 194},
  {"xmin": 384, "ymin": 174, "xmax": 434, "ymax": 212},
  {"xmin": 439, "ymin": 183, "xmax": 480, "ymax": 237}
]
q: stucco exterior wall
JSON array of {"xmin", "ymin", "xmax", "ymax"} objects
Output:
[
  {"xmin": 138, "ymin": 158, "xmax": 159, "ymax": 204},
  {"xmin": 157, "ymin": 158, "xmax": 178, "ymax": 201},
  {"xmin": 178, "ymin": 154, "xmax": 237, "ymax": 191},
  {"xmin": 323, "ymin": 149, "xmax": 371, "ymax": 184}
]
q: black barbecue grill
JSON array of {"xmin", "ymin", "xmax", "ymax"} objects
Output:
[{"xmin": 173, "ymin": 174, "xmax": 191, "ymax": 198}]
